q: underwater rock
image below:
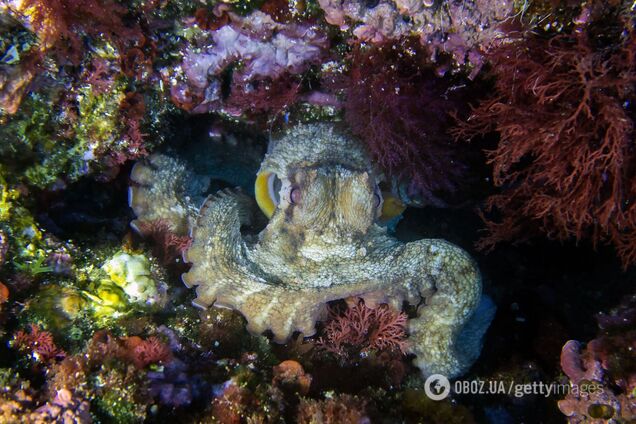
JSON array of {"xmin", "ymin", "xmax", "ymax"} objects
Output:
[
  {"xmin": 0, "ymin": 369, "xmax": 92, "ymax": 423},
  {"xmin": 168, "ymin": 7, "xmax": 328, "ymax": 116},
  {"xmin": 25, "ymin": 285, "xmax": 87, "ymax": 330},
  {"xmin": 0, "ymin": 229, "xmax": 7, "ymax": 268},
  {"xmin": 272, "ymin": 360, "xmax": 312, "ymax": 396},
  {"xmin": 29, "ymin": 388, "xmax": 92, "ymax": 424},
  {"xmin": 0, "ymin": 12, "xmax": 38, "ymax": 116},
  {"xmin": 210, "ymin": 375, "xmax": 283, "ymax": 423},
  {"xmin": 558, "ymin": 295, "xmax": 636, "ymax": 423},
  {"xmin": 130, "ymin": 123, "xmax": 494, "ymax": 378},
  {"xmin": 317, "ymin": 0, "xmax": 515, "ymax": 73},
  {"xmin": 297, "ymin": 393, "xmax": 370, "ymax": 424},
  {"xmin": 147, "ymin": 359, "xmax": 195, "ymax": 407}
]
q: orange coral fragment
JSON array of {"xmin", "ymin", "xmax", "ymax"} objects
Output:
[
  {"xmin": 272, "ymin": 360, "xmax": 312, "ymax": 395},
  {"xmin": 0, "ymin": 282, "xmax": 9, "ymax": 303}
]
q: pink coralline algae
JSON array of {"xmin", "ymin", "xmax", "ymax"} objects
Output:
[
  {"xmin": 316, "ymin": 299, "xmax": 408, "ymax": 363},
  {"xmin": 558, "ymin": 296, "xmax": 636, "ymax": 423},
  {"xmin": 318, "ymin": 0, "xmax": 514, "ymax": 73},
  {"xmin": 30, "ymin": 389, "xmax": 92, "ymax": 424},
  {"xmin": 13, "ymin": 324, "xmax": 66, "ymax": 362},
  {"xmin": 124, "ymin": 335, "xmax": 173, "ymax": 369},
  {"xmin": 168, "ymin": 7, "xmax": 328, "ymax": 116},
  {"xmin": 87, "ymin": 331, "xmax": 173, "ymax": 369}
]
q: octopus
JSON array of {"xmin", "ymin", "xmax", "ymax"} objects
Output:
[{"xmin": 129, "ymin": 123, "xmax": 494, "ymax": 378}]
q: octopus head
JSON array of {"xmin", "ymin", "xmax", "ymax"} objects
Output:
[{"xmin": 258, "ymin": 165, "xmax": 383, "ymax": 237}]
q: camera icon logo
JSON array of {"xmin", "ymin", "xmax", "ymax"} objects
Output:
[{"xmin": 424, "ymin": 374, "xmax": 451, "ymax": 401}]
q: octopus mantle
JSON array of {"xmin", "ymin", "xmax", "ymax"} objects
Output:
[{"xmin": 129, "ymin": 123, "xmax": 494, "ymax": 378}]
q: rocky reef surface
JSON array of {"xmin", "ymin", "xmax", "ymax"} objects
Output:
[{"xmin": 0, "ymin": 0, "xmax": 634, "ymax": 423}]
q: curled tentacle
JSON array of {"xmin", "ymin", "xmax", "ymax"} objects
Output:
[
  {"xmin": 398, "ymin": 239, "xmax": 492, "ymax": 378},
  {"xmin": 129, "ymin": 153, "xmax": 202, "ymax": 234}
]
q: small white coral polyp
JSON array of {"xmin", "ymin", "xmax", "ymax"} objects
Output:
[{"xmin": 102, "ymin": 251, "xmax": 165, "ymax": 306}]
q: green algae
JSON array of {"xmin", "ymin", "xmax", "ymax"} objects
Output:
[
  {"xmin": 18, "ymin": 243, "xmax": 169, "ymax": 349},
  {"xmin": 0, "ymin": 69, "xmax": 162, "ymax": 190},
  {"xmin": 0, "ymin": 171, "xmax": 49, "ymax": 275},
  {"xmin": 90, "ymin": 366, "xmax": 150, "ymax": 423},
  {"xmin": 75, "ymin": 81, "xmax": 126, "ymax": 160},
  {"xmin": 23, "ymin": 286, "xmax": 88, "ymax": 329},
  {"xmin": 0, "ymin": 91, "xmax": 80, "ymax": 188}
]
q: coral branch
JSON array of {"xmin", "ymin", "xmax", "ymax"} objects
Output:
[
  {"xmin": 13, "ymin": 324, "xmax": 66, "ymax": 362},
  {"xmin": 134, "ymin": 218, "xmax": 192, "ymax": 264},
  {"xmin": 452, "ymin": 21, "xmax": 636, "ymax": 267},
  {"xmin": 316, "ymin": 299, "xmax": 408, "ymax": 363}
]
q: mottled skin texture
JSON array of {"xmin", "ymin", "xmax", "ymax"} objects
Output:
[{"xmin": 130, "ymin": 123, "xmax": 490, "ymax": 378}]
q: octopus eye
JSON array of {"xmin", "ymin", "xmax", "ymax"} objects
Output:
[
  {"xmin": 374, "ymin": 191, "xmax": 382, "ymax": 208},
  {"xmin": 290, "ymin": 187, "xmax": 302, "ymax": 204},
  {"xmin": 255, "ymin": 172, "xmax": 281, "ymax": 218}
]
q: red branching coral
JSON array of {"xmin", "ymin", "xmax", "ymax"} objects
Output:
[
  {"xmin": 343, "ymin": 40, "xmax": 467, "ymax": 206},
  {"xmin": 125, "ymin": 336, "xmax": 173, "ymax": 369},
  {"xmin": 193, "ymin": 5, "xmax": 233, "ymax": 31},
  {"xmin": 134, "ymin": 219, "xmax": 192, "ymax": 264},
  {"xmin": 83, "ymin": 57, "xmax": 119, "ymax": 94},
  {"xmin": 316, "ymin": 299, "xmax": 407, "ymax": 363},
  {"xmin": 121, "ymin": 47, "xmax": 153, "ymax": 80},
  {"xmin": 86, "ymin": 331, "xmax": 172, "ymax": 369},
  {"xmin": 13, "ymin": 324, "xmax": 66, "ymax": 362},
  {"xmin": 452, "ymin": 13, "xmax": 636, "ymax": 267},
  {"xmin": 10, "ymin": 0, "xmax": 141, "ymax": 62}
]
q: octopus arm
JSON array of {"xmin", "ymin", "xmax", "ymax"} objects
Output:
[
  {"xmin": 181, "ymin": 190, "xmax": 323, "ymax": 341},
  {"xmin": 182, "ymin": 190, "xmax": 262, "ymax": 301},
  {"xmin": 128, "ymin": 153, "xmax": 200, "ymax": 234},
  {"xmin": 398, "ymin": 239, "xmax": 493, "ymax": 378}
]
